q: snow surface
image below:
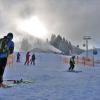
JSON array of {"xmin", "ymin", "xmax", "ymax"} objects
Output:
[{"xmin": 0, "ymin": 52, "xmax": 100, "ymax": 100}]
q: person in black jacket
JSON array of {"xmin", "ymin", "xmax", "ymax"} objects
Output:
[
  {"xmin": 30, "ymin": 53, "xmax": 35, "ymax": 65},
  {"xmin": 16, "ymin": 52, "xmax": 20, "ymax": 62},
  {"xmin": 68, "ymin": 56, "xmax": 75, "ymax": 71}
]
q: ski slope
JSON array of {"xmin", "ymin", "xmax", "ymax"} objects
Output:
[{"xmin": 0, "ymin": 52, "xmax": 100, "ymax": 100}]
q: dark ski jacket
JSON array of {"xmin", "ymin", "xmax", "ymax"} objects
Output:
[
  {"xmin": 70, "ymin": 56, "xmax": 75, "ymax": 65},
  {"xmin": 0, "ymin": 37, "xmax": 14, "ymax": 58},
  {"xmin": 31, "ymin": 54, "xmax": 35, "ymax": 60}
]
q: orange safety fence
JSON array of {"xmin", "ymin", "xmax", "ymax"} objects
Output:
[
  {"xmin": 76, "ymin": 57, "xmax": 93, "ymax": 66},
  {"xmin": 63, "ymin": 57, "xmax": 69, "ymax": 64},
  {"xmin": 94, "ymin": 60, "xmax": 100, "ymax": 64}
]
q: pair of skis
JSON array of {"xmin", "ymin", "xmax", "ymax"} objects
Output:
[
  {"xmin": 3, "ymin": 79, "xmax": 35, "ymax": 88},
  {"xmin": 67, "ymin": 70, "xmax": 82, "ymax": 73}
]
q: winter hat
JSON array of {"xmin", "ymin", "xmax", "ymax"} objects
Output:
[
  {"xmin": 72, "ymin": 56, "xmax": 75, "ymax": 58},
  {"xmin": 7, "ymin": 32, "xmax": 13, "ymax": 39}
]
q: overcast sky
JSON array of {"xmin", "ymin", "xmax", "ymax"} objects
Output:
[{"xmin": 0, "ymin": 0, "xmax": 100, "ymax": 49}]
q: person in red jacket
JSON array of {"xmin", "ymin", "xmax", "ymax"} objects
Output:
[{"xmin": 24, "ymin": 51, "xmax": 30, "ymax": 65}]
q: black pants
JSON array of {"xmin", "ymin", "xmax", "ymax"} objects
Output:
[
  {"xmin": 69, "ymin": 64, "xmax": 75, "ymax": 71},
  {"xmin": 0, "ymin": 58, "xmax": 7, "ymax": 83},
  {"xmin": 16, "ymin": 57, "xmax": 20, "ymax": 62},
  {"xmin": 31, "ymin": 60, "xmax": 35, "ymax": 65}
]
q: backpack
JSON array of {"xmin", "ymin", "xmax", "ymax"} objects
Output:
[{"xmin": 0, "ymin": 38, "xmax": 9, "ymax": 54}]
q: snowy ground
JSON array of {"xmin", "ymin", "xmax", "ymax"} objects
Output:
[{"xmin": 0, "ymin": 52, "xmax": 100, "ymax": 100}]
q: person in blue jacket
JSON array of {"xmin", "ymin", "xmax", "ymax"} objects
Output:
[{"xmin": 0, "ymin": 33, "xmax": 14, "ymax": 87}]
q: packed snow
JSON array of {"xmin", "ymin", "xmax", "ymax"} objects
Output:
[{"xmin": 0, "ymin": 52, "xmax": 100, "ymax": 100}]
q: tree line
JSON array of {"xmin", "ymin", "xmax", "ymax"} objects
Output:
[
  {"xmin": 49, "ymin": 34, "xmax": 83, "ymax": 55},
  {"xmin": 20, "ymin": 34, "xmax": 83, "ymax": 55}
]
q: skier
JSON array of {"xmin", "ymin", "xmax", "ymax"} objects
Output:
[
  {"xmin": 24, "ymin": 51, "xmax": 30, "ymax": 65},
  {"xmin": 16, "ymin": 52, "xmax": 20, "ymax": 62},
  {"xmin": 30, "ymin": 53, "xmax": 35, "ymax": 65},
  {"xmin": 68, "ymin": 56, "xmax": 75, "ymax": 71},
  {"xmin": 0, "ymin": 33, "xmax": 14, "ymax": 87}
]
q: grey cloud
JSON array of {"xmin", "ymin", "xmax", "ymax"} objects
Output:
[
  {"xmin": 39, "ymin": 0, "xmax": 100, "ymax": 47},
  {"xmin": 0, "ymin": 0, "xmax": 100, "ymax": 48}
]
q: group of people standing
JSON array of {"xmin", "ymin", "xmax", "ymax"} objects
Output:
[
  {"xmin": 16, "ymin": 51, "xmax": 36, "ymax": 66},
  {"xmin": 17, "ymin": 52, "xmax": 75, "ymax": 71}
]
